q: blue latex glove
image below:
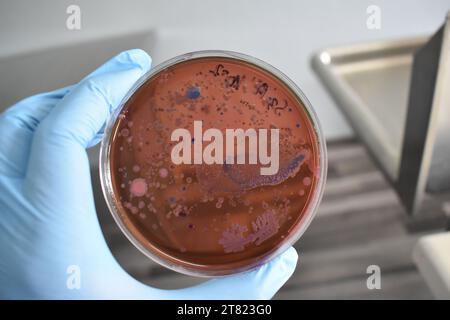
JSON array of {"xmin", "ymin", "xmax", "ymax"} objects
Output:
[{"xmin": 0, "ymin": 49, "xmax": 298, "ymax": 299}]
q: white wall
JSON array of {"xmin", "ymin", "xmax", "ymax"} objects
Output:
[{"xmin": 0, "ymin": 0, "xmax": 449, "ymax": 140}]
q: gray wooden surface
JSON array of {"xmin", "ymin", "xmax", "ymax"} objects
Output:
[{"xmin": 93, "ymin": 140, "xmax": 449, "ymax": 299}]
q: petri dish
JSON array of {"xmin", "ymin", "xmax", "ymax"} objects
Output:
[{"xmin": 100, "ymin": 50, "xmax": 327, "ymax": 276}]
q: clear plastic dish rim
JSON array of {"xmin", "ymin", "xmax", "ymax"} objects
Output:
[{"xmin": 99, "ymin": 50, "xmax": 328, "ymax": 277}]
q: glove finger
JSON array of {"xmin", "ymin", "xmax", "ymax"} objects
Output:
[
  {"xmin": 0, "ymin": 87, "xmax": 73, "ymax": 177},
  {"xmin": 160, "ymin": 247, "xmax": 299, "ymax": 300},
  {"xmin": 0, "ymin": 86, "xmax": 73, "ymax": 131},
  {"xmin": 23, "ymin": 247, "xmax": 297, "ymax": 299},
  {"xmin": 24, "ymin": 49, "xmax": 151, "ymax": 214}
]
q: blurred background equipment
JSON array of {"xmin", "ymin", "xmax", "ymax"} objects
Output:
[
  {"xmin": 313, "ymin": 12, "xmax": 450, "ymax": 298},
  {"xmin": 312, "ymin": 13, "xmax": 450, "ymax": 216}
]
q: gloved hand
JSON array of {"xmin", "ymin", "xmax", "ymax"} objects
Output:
[{"xmin": 0, "ymin": 49, "xmax": 298, "ymax": 299}]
